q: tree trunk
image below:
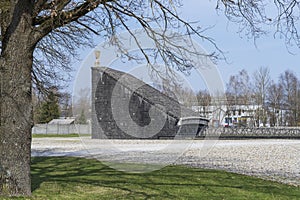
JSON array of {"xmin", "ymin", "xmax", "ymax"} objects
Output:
[
  {"xmin": 0, "ymin": 1, "xmax": 35, "ymax": 196},
  {"xmin": 0, "ymin": 48, "xmax": 33, "ymax": 197}
]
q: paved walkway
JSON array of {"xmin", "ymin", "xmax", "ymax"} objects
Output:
[{"xmin": 32, "ymin": 138, "xmax": 300, "ymax": 186}]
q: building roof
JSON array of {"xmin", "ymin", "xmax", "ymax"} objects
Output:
[{"xmin": 48, "ymin": 118, "xmax": 75, "ymax": 125}]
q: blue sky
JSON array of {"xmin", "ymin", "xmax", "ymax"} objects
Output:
[
  {"xmin": 180, "ymin": 1, "xmax": 300, "ymax": 82},
  {"xmin": 72, "ymin": 1, "xmax": 300, "ymax": 96}
]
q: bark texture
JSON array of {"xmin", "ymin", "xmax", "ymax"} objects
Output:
[{"xmin": 0, "ymin": 0, "xmax": 35, "ymax": 196}]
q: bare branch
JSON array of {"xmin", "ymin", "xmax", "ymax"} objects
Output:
[{"xmin": 217, "ymin": 0, "xmax": 300, "ymax": 48}]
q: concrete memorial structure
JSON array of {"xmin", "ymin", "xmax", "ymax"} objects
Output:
[{"xmin": 91, "ymin": 52, "xmax": 208, "ymax": 139}]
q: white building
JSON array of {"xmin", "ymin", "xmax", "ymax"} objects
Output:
[{"xmin": 191, "ymin": 104, "xmax": 267, "ymax": 127}]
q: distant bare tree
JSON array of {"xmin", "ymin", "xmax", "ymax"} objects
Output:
[
  {"xmin": 73, "ymin": 88, "xmax": 91, "ymax": 122},
  {"xmin": 226, "ymin": 69, "xmax": 252, "ymax": 107},
  {"xmin": 196, "ymin": 90, "xmax": 211, "ymax": 117},
  {"xmin": 253, "ymin": 67, "xmax": 271, "ymax": 126},
  {"xmin": 177, "ymin": 87, "xmax": 197, "ymax": 108},
  {"xmin": 253, "ymin": 67, "xmax": 271, "ymax": 106},
  {"xmin": 267, "ymin": 82, "xmax": 284, "ymax": 126},
  {"xmin": 59, "ymin": 92, "xmax": 73, "ymax": 118},
  {"xmin": 279, "ymin": 70, "xmax": 299, "ymax": 126},
  {"xmin": 227, "ymin": 75, "xmax": 240, "ymax": 107}
]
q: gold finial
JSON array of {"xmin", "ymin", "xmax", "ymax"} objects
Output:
[{"xmin": 95, "ymin": 50, "xmax": 100, "ymax": 67}]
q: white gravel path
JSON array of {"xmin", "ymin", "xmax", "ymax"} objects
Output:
[{"xmin": 31, "ymin": 137, "xmax": 300, "ymax": 186}]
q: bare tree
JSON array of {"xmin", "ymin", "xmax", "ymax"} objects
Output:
[
  {"xmin": 227, "ymin": 74, "xmax": 240, "ymax": 107},
  {"xmin": 253, "ymin": 67, "xmax": 271, "ymax": 106},
  {"xmin": 279, "ymin": 70, "xmax": 299, "ymax": 126},
  {"xmin": 226, "ymin": 69, "xmax": 252, "ymax": 107},
  {"xmin": 226, "ymin": 69, "xmax": 255, "ymax": 126},
  {"xmin": 253, "ymin": 67, "xmax": 271, "ymax": 126},
  {"xmin": 267, "ymin": 81, "xmax": 283, "ymax": 126},
  {"xmin": 197, "ymin": 90, "xmax": 212, "ymax": 104},
  {"xmin": 59, "ymin": 92, "xmax": 73, "ymax": 118},
  {"xmin": 73, "ymin": 88, "xmax": 91, "ymax": 122},
  {"xmin": 0, "ymin": 1, "xmax": 221, "ymax": 196}
]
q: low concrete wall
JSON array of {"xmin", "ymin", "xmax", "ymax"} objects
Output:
[
  {"xmin": 32, "ymin": 124, "xmax": 91, "ymax": 135},
  {"xmin": 203, "ymin": 127, "xmax": 300, "ymax": 139},
  {"xmin": 32, "ymin": 124, "xmax": 300, "ymax": 139}
]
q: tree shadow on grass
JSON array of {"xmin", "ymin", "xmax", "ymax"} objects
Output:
[{"xmin": 30, "ymin": 157, "xmax": 300, "ymax": 199}]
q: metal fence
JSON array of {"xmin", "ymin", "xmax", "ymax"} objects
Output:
[{"xmin": 32, "ymin": 124, "xmax": 91, "ymax": 135}]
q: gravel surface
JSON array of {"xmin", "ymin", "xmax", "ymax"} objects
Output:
[{"xmin": 32, "ymin": 137, "xmax": 300, "ymax": 186}]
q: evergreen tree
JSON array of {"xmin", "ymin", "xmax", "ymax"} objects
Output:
[
  {"xmin": 76, "ymin": 109, "xmax": 87, "ymax": 124},
  {"xmin": 35, "ymin": 91, "xmax": 60, "ymax": 124}
]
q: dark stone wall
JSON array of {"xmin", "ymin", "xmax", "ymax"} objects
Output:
[{"xmin": 91, "ymin": 67, "xmax": 193, "ymax": 139}]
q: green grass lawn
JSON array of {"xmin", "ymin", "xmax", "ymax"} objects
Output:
[{"xmin": 5, "ymin": 157, "xmax": 300, "ymax": 200}]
